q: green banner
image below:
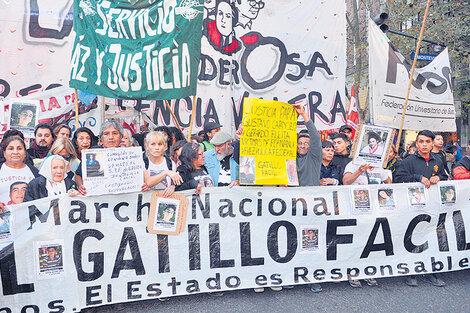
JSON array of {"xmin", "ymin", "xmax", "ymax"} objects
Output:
[{"xmin": 69, "ymin": 0, "xmax": 203, "ymax": 100}]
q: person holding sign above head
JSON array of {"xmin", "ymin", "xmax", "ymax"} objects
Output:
[
  {"xmin": 394, "ymin": 130, "xmax": 447, "ymax": 288},
  {"xmin": 204, "ymin": 131, "xmax": 239, "ymax": 187},
  {"xmin": 24, "ymin": 155, "xmax": 79, "ymax": 202},
  {"xmin": 143, "ymin": 131, "xmax": 182, "ymax": 197},
  {"xmin": 200, "ymin": 121, "xmax": 222, "ymax": 152}
]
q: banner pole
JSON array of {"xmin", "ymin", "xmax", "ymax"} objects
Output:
[
  {"xmin": 164, "ymin": 99, "xmax": 182, "ymax": 131},
  {"xmin": 74, "ymin": 89, "xmax": 79, "ymax": 129},
  {"xmin": 101, "ymin": 96, "xmax": 105, "ymax": 124},
  {"xmin": 396, "ymin": 0, "xmax": 432, "ymax": 150},
  {"xmin": 187, "ymin": 95, "xmax": 196, "ymax": 142}
]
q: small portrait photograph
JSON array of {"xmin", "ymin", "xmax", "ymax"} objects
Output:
[
  {"xmin": 360, "ymin": 130, "xmax": 386, "ymax": 156},
  {"xmin": 8, "ymin": 101, "xmax": 39, "ymax": 138},
  {"xmin": 153, "ymin": 197, "xmax": 181, "ymax": 232},
  {"xmin": 85, "ymin": 153, "xmax": 104, "ymax": 177},
  {"xmin": 407, "ymin": 186, "xmax": 427, "ymax": 210},
  {"xmin": 377, "ymin": 188, "xmax": 396, "ymax": 210},
  {"xmin": 300, "ymin": 226, "xmax": 319, "ymax": 253},
  {"xmin": 240, "ymin": 156, "xmax": 255, "ymax": 184},
  {"xmin": 0, "ymin": 208, "xmax": 12, "ymax": 242},
  {"xmin": 352, "ymin": 188, "xmax": 372, "ymax": 214},
  {"xmin": 286, "ymin": 159, "xmax": 299, "ymax": 186},
  {"xmin": 35, "ymin": 240, "xmax": 65, "ymax": 279},
  {"xmin": 439, "ymin": 184, "xmax": 456, "ymax": 209}
]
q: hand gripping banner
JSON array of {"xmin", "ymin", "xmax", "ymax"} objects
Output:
[{"xmin": 69, "ymin": 0, "xmax": 204, "ymax": 100}]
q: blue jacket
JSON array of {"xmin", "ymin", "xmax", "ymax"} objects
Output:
[{"xmin": 204, "ymin": 149, "xmax": 239, "ymax": 186}]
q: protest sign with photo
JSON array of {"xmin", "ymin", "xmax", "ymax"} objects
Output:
[
  {"xmin": 148, "ymin": 190, "xmax": 188, "ymax": 235},
  {"xmin": 3, "ymin": 181, "xmax": 470, "ymax": 312},
  {"xmin": 350, "ymin": 124, "xmax": 394, "ymax": 168},
  {"xmin": 439, "ymin": 183, "xmax": 456, "ymax": 210},
  {"xmin": 82, "ymin": 147, "xmax": 144, "ymax": 196},
  {"xmin": 239, "ymin": 98, "xmax": 298, "ymax": 185},
  {"xmin": 35, "ymin": 240, "xmax": 65, "ymax": 280},
  {"xmin": 377, "ymin": 188, "xmax": 396, "ymax": 211},
  {"xmin": 7, "ymin": 100, "xmax": 39, "ymax": 138},
  {"xmin": 351, "ymin": 187, "xmax": 372, "ymax": 214},
  {"xmin": 0, "ymin": 207, "xmax": 12, "ymax": 243},
  {"xmin": 407, "ymin": 185, "xmax": 428, "ymax": 211}
]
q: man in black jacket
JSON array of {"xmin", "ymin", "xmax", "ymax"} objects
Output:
[
  {"xmin": 394, "ymin": 130, "xmax": 448, "ymax": 187},
  {"xmin": 394, "ymin": 130, "xmax": 447, "ymax": 288}
]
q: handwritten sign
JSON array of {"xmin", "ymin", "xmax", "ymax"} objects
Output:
[
  {"xmin": 240, "ymin": 98, "xmax": 298, "ymax": 185},
  {"xmin": 82, "ymin": 147, "xmax": 144, "ymax": 196}
]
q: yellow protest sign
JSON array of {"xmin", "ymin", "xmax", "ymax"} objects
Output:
[{"xmin": 240, "ymin": 98, "xmax": 298, "ymax": 185}]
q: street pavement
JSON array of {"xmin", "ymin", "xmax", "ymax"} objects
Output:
[{"xmin": 90, "ymin": 270, "xmax": 470, "ymax": 313}]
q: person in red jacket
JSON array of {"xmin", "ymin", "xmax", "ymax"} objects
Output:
[{"xmin": 453, "ymin": 143, "xmax": 470, "ymax": 180}]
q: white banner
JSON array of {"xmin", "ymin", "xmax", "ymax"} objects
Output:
[
  {"xmin": 368, "ymin": 19, "xmax": 456, "ymax": 131},
  {"xmin": 2, "ymin": 181, "xmax": 470, "ymax": 311}
]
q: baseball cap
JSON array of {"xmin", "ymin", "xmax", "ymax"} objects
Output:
[
  {"xmin": 204, "ymin": 121, "xmax": 222, "ymax": 132},
  {"xmin": 339, "ymin": 125, "xmax": 352, "ymax": 132}
]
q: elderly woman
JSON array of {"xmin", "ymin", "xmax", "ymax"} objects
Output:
[
  {"xmin": 176, "ymin": 142, "xmax": 213, "ymax": 194},
  {"xmin": 0, "ymin": 136, "xmax": 39, "ymax": 205},
  {"xmin": 24, "ymin": 155, "xmax": 79, "ymax": 202},
  {"xmin": 72, "ymin": 127, "xmax": 97, "ymax": 159},
  {"xmin": 47, "ymin": 137, "xmax": 80, "ymax": 173},
  {"xmin": 143, "ymin": 131, "xmax": 182, "ymax": 197},
  {"xmin": 121, "ymin": 128, "xmax": 138, "ymax": 147}
]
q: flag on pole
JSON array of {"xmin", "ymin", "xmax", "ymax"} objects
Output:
[{"xmin": 346, "ymin": 85, "xmax": 359, "ymax": 139}]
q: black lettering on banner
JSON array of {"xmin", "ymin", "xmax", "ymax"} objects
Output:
[
  {"xmin": 333, "ymin": 191, "xmax": 340, "ymax": 215},
  {"xmin": 414, "ymin": 261, "xmax": 427, "ymax": 273},
  {"xmin": 257, "ymin": 193, "xmax": 263, "ymax": 216},
  {"xmin": 313, "ymin": 197, "xmax": 329, "ymax": 216},
  {"xmin": 404, "ymin": 214, "xmax": 431, "ymax": 253},
  {"xmin": 28, "ymin": 198, "xmax": 61, "ymax": 230},
  {"xmin": 360, "ymin": 218, "xmax": 394, "ymax": 258},
  {"xmin": 198, "ymin": 54, "xmax": 217, "ymax": 81},
  {"xmin": 225, "ymin": 276, "xmax": 241, "ymax": 288},
  {"xmin": 137, "ymin": 194, "xmax": 150, "ymax": 222},
  {"xmin": 173, "ymin": 98, "xmax": 191, "ymax": 128},
  {"xmin": 268, "ymin": 198, "xmax": 286, "ymax": 216},
  {"xmin": 308, "ymin": 91, "xmax": 328, "ymax": 122},
  {"xmin": 0, "ymin": 244, "xmax": 34, "ymax": 295},
  {"xmin": 239, "ymin": 222, "xmax": 264, "ymax": 266},
  {"xmin": 330, "ymin": 268, "xmax": 342, "ymax": 280},
  {"xmin": 218, "ymin": 59, "xmax": 231, "ymax": 85},
  {"xmin": 0, "ymin": 79, "xmax": 11, "ymax": 98},
  {"xmin": 255, "ymin": 274, "xmax": 268, "ymax": 286},
  {"xmin": 113, "ymin": 202, "xmax": 130, "ymax": 222},
  {"xmin": 364, "ymin": 266, "xmax": 377, "ymax": 276},
  {"xmin": 328, "ymin": 91, "xmax": 346, "ymax": 125},
  {"xmin": 94, "ymin": 202, "xmax": 108, "ymax": 223},
  {"xmin": 239, "ymin": 198, "xmax": 253, "ymax": 217},
  {"xmin": 291, "ymin": 198, "xmax": 307, "ymax": 216},
  {"xmin": 314, "ymin": 269, "xmax": 325, "ymax": 281},
  {"xmin": 203, "ymin": 101, "xmax": 220, "ymax": 127},
  {"xmin": 20, "ymin": 305, "xmax": 39, "ymax": 313},
  {"xmin": 397, "ymin": 263, "xmax": 410, "ymax": 274},
  {"xmin": 347, "ymin": 267, "xmax": 360, "ymax": 278},
  {"xmin": 267, "ymin": 221, "xmax": 297, "ymax": 263},
  {"xmin": 186, "ymin": 280, "xmax": 200, "ymax": 293},
  {"xmin": 69, "ymin": 200, "xmax": 90, "ymax": 224},
  {"xmin": 459, "ymin": 258, "xmax": 469, "ymax": 268},
  {"xmin": 48, "ymin": 300, "xmax": 65, "ymax": 313},
  {"xmin": 232, "ymin": 60, "xmax": 240, "ymax": 84},
  {"xmin": 436, "ymin": 212, "xmax": 449, "ymax": 252},
  {"xmin": 168, "ymin": 277, "xmax": 182, "ymax": 295},
  {"xmin": 219, "ymin": 199, "xmax": 235, "ymax": 218},
  {"xmin": 326, "ymin": 219, "xmax": 356, "ymax": 261},
  {"xmin": 107, "ymin": 284, "xmax": 112, "ymax": 303},
  {"xmin": 270, "ymin": 273, "xmax": 282, "ymax": 285},
  {"xmin": 86, "ymin": 285, "xmax": 102, "ymax": 306},
  {"xmin": 147, "ymin": 283, "xmax": 162, "ymax": 297},
  {"xmin": 188, "ymin": 224, "xmax": 201, "ymax": 270},
  {"xmin": 73, "ymin": 229, "xmax": 104, "ymax": 281},
  {"xmin": 157, "ymin": 234, "xmax": 170, "ymax": 273},
  {"xmin": 294, "ymin": 267, "xmax": 310, "ymax": 283},
  {"xmin": 206, "ymin": 273, "xmax": 221, "ymax": 290},
  {"xmin": 193, "ymin": 194, "xmax": 210, "ymax": 219},
  {"xmin": 452, "ymin": 210, "xmax": 470, "ymax": 251},
  {"xmin": 0, "ymin": 308, "xmax": 12, "ymax": 313},
  {"xmin": 379, "ymin": 265, "xmax": 393, "ymax": 276},
  {"xmin": 431, "ymin": 257, "xmax": 444, "ymax": 272},
  {"xmin": 128, "ymin": 281, "xmax": 142, "ymax": 299},
  {"xmin": 209, "ymin": 223, "xmax": 235, "ymax": 268},
  {"xmin": 112, "ymin": 227, "xmax": 145, "ymax": 278}
]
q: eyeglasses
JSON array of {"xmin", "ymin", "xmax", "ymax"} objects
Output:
[
  {"xmin": 249, "ymin": 0, "xmax": 265, "ymax": 9},
  {"xmin": 298, "ymin": 142, "xmax": 310, "ymax": 147},
  {"xmin": 198, "ymin": 152, "xmax": 204, "ymax": 157}
]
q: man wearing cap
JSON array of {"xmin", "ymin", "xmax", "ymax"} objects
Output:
[
  {"xmin": 339, "ymin": 125, "xmax": 353, "ymax": 153},
  {"xmin": 200, "ymin": 121, "xmax": 222, "ymax": 152},
  {"xmin": 204, "ymin": 131, "xmax": 239, "ymax": 187},
  {"xmin": 320, "ymin": 141, "xmax": 342, "ymax": 186},
  {"xmin": 360, "ymin": 131, "xmax": 383, "ymax": 156}
]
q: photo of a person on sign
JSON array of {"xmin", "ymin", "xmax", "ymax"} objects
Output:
[{"xmin": 360, "ymin": 131, "xmax": 384, "ymax": 156}]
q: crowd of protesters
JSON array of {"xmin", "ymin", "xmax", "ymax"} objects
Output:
[{"xmin": 1, "ymin": 103, "xmax": 469, "ymax": 296}]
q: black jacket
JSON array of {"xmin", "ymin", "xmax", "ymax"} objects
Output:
[
  {"xmin": 394, "ymin": 151, "xmax": 448, "ymax": 183},
  {"xmin": 24, "ymin": 176, "xmax": 76, "ymax": 202},
  {"xmin": 331, "ymin": 154, "xmax": 351, "ymax": 179},
  {"xmin": 175, "ymin": 165, "xmax": 211, "ymax": 191}
]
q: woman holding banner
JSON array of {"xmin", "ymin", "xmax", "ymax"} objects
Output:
[
  {"xmin": 0, "ymin": 136, "xmax": 39, "ymax": 206},
  {"xmin": 176, "ymin": 142, "xmax": 213, "ymax": 194}
]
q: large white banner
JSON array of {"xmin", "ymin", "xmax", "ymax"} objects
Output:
[
  {"xmin": 1, "ymin": 1, "xmax": 346, "ymax": 134},
  {"xmin": 2, "ymin": 181, "xmax": 470, "ymax": 311},
  {"xmin": 368, "ymin": 19, "xmax": 456, "ymax": 131}
]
